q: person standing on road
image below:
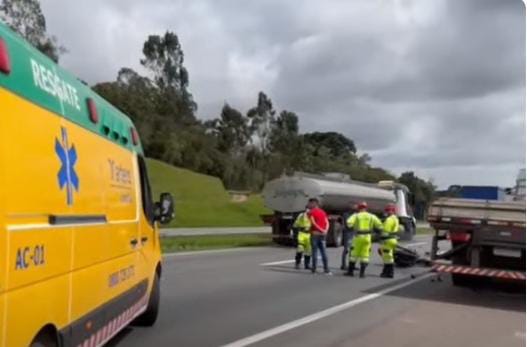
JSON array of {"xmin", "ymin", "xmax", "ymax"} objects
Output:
[
  {"xmin": 307, "ymin": 198, "xmax": 331, "ymax": 275},
  {"xmin": 379, "ymin": 204, "xmax": 399, "ymax": 278},
  {"xmin": 340, "ymin": 203, "xmax": 357, "ymax": 270},
  {"xmin": 346, "ymin": 201, "xmax": 383, "ymax": 278},
  {"xmin": 293, "ymin": 206, "xmax": 312, "ymax": 270}
]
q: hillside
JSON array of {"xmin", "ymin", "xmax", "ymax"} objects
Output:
[{"xmin": 146, "ymin": 158, "xmax": 270, "ymax": 227}]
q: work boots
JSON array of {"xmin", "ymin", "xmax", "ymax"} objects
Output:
[
  {"xmin": 380, "ymin": 265, "xmax": 389, "ymax": 278},
  {"xmin": 380, "ymin": 264, "xmax": 394, "ymax": 278},
  {"xmin": 295, "ymin": 252, "xmax": 302, "ymax": 269},
  {"xmin": 387, "ymin": 264, "xmax": 394, "ymax": 278},
  {"xmin": 347, "ymin": 262, "xmax": 356, "ymax": 276},
  {"xmin": 359, "ymin": 263, "xmax": 368, "ymax": 278},
  {"xmin": 304, "ymin": 256, "xmax": 311, "ymax": 270}
]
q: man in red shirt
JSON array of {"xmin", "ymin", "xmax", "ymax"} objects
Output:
[{"xmin": 307, "ymin": 198, "xmax": 331, "ymax": 274}]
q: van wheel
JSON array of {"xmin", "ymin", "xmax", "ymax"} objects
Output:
[
  {"xmin": 30, "ymin": 329, "xmax": 58, "ymax": 347},
  {"xmin": 134, "ymin": 273, "xmax": 160, "ymax": 326}
]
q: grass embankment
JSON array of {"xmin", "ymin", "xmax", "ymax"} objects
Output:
[
  {"xmin": 161, "ymin": 234, "xmax": 273, "ymax": 253},
  {"xmin": 146, "ymin": 158, "xmax": 270, "ymax": 228}
]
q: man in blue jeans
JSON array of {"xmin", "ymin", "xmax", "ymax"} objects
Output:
[{"xmin": 307, "ymin": 198, "xmax": 331, "ymax": 275}]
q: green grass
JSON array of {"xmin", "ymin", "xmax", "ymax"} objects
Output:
[
  {"xmin": 146, "ymin": 158, "xmax": 270, "ymax": 227},
  {"xmin": 161, "ymin": 234, "xmax": 273, "ymax": 253}
]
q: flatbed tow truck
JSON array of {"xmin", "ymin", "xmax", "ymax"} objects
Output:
[{"xmin": 428, "ymin": 198, "xmax": 525, "ymax": 286}]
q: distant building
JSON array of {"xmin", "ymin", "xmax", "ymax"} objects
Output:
[
  {"xmin": 436, "ymin": 168, "xmax": 526, "ymax": 202},
  {"xmin": 438, "ymin": 185, "xmax": 505, "ymax": 201},
  {"xmin": 458, "ymin": 186, "xmax": 505, "ymax": 200}
]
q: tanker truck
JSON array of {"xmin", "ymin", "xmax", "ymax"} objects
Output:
[{"xmin": 261, "ymin": 172, "xmax": 416, "ymax": 247}]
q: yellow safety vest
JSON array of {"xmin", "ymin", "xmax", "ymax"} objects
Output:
[
  {"xmin": 293, "ymin": 212, "xmax": 311, "ymax": 232},
  {"xmin": 346, "ymin": 211, "xmax": 383, "ymax": 234},
  {"xmin": 382, "ymin": 215, "xmax": 399, "ymax": 238}
]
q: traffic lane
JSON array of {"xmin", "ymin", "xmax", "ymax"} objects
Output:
[
  {"xmin": 107, "ymin": 243, "xmax": 431, "ymax": 347},
  {"xmin": 256, "ymin": 276, "xmax": 525, "ymax": 347},
  {"xmin": 160, "ymin": 226, "xmax": 270, "ymax": 236}
]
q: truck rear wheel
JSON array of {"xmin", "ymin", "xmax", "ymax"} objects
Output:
[
  {"xmin": 450, "ymin": 245, "xmax": 483, "ymax": 287},
  {"xmin": 451, "ymin": 274, "xmax": 477, "ymax": 287}
]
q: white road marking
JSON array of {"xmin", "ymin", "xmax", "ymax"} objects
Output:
[
  {"xmin": 402, "ymin": 242, "xmax": 427, "ymax": 248},
  {"xmin": 260, "ymin": 259, "xmax": 295, "ymax": 266},
  {"xmin": 221, "ymin": 272, "xmax": 433, "ymax": 347},
  {"xmin": 260, "ymin": 257, "xmax": 324, "ymax": 266}
]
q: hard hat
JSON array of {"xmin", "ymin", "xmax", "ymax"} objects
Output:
[
  {"xmin": 385, "ymin": 203, "xmax": 396, "ymax": 213},
  {"xmin": 357, "ymin": 201, "xmax": 368, "ymax": 210}
]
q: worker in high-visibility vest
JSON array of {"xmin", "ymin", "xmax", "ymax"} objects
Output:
[
  {"xmin": 346, "ymin": 201, "xmax": 383, "ymax": 277},
  {"xmin": 293, "ymin": 208, "xmax": 312, "ymax": 269},
  {"xmin": 380, "ymin": 203, "xmax": 399, "ymax": 278},
  {"xmin": 340, "ymin": 203, "xmax": 357, "ymax": 270}
]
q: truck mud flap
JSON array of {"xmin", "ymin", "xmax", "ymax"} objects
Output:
[{"xmin": 432, "ymin": 262, "xmax": 526, "ymax": 281}]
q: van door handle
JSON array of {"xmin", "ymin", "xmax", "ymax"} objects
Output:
[
  {"xmin": 130, "ymin": 239, "xmax": 138, "ymax": 246},
  {"xmin": 141, "ymin": 236, "xmax": 148, "ymax": 244}
]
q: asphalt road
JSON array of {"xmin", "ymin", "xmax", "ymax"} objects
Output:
[
  {"xmin": 160, "ymin": 222, "xmax": 430, "ymax": 237},
  {"xmin": 160, "ymin": 226, "xmax": 269, "ymax": 236},
  {"xmin": 107, "ymin": 235, "xmax": 525, "ymax": 347}
]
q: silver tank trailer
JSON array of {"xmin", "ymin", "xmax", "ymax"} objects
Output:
[{"xmin": 263, "ymin": 174, "xmax": 396, "ymax": 214}]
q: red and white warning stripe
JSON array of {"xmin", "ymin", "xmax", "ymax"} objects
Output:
[
  {"xmin": 433, "ymin": 263, "xmax": 526, "ymax": 281},
  {"xmin": 77, "ymin": 294, "xmax": 149, "ymax": 347}
]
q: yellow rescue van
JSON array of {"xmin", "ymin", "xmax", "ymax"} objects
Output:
[{"xmin": 0, "ymin": 21, "xmax": 174, "ymax": 346}]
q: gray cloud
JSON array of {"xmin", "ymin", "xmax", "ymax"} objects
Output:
[{"xmin": 40, "ymin": 0, "xmax": 525, "ymax": 188}]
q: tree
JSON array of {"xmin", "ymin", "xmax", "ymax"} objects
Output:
[
  {"xmin": 94, "ymin": 67, "xmax": 159, "ymax": 145},
  {"xmin": 269, "ymin": 110, "xmax": 299, "ymax": 151},
  {"xmin": 0, "ymin": 0, "xmax": 64, "ymax": 62},
  {"xmin": 358, "ymin": 153, "xmax": 371, "ymax": 165},
  {"xmin": 117, "ymin": 67, "xmax": 153, "ymax": 89},
  {"xmin": 140, "ymin": 31, "xmax": 197, "ymax": 124},
  {"xmin": 269, "ymin": 110, "xmax": 303, "ymax": 173},
  {"xmin": 141, "ymin": 32, "xmax": 188, "ymax": 89},
  {"xmin": 398, "ymin": 171, "xmax": 436, "ymax": 219},
  {"xmin": 207, "ymin": 103, "xmax": 250, "ymax": 155},
  {"xmin": 303, "ymin": 132, "xmax": 357, "ymax": 157},
  {"xmin": 247, "ymin": 92, "xmax": 276, "ymax": 153}
]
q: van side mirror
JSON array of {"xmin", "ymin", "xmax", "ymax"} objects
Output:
[{"xmin": 155, "ymin": 192, "xmax": 175, "ymax": 225}]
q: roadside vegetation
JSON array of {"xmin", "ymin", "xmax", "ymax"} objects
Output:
[
  {"xmin": 161, "ymin": 234, "xmax": 273, "ymax": 253},
  {"xmin": 147, "ymin": 158, "xmax": 269, "ymax": 227}
]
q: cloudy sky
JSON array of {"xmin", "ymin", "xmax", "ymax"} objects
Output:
[{"xmin": 40, "ymin": 0, "xmax": 525, "ymax": 189}]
